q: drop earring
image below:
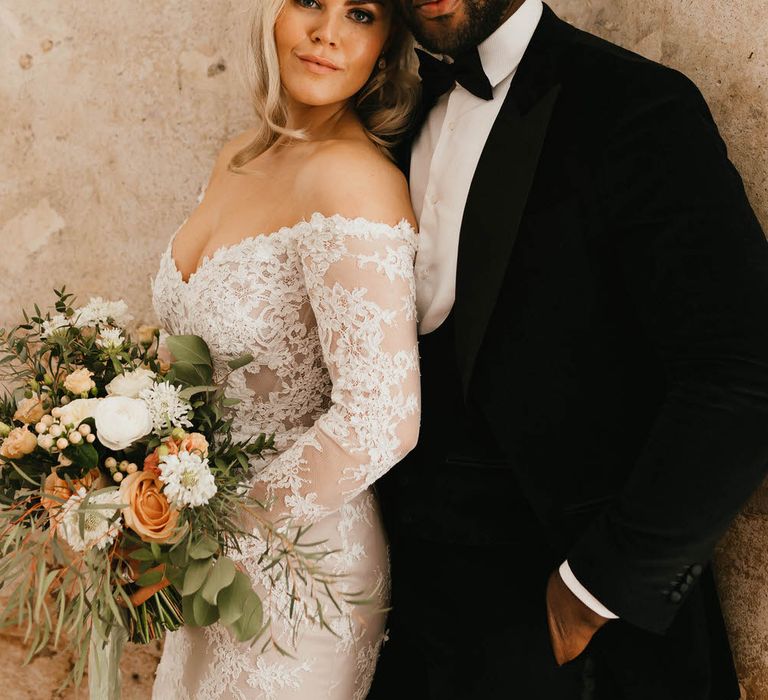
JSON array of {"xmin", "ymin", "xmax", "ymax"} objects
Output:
[{"xmin": 378, "ymin": 56, "xmax": 386, "ymax": 70}]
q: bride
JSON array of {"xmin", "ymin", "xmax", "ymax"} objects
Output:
[{"xmin": 150, "ymin": 0, "xmax": 421, "ymax": 697}]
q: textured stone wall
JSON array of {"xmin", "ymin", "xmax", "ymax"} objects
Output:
[{"xmin": 1, "ymin": 0, "xmax": 766, "ymax": 697}]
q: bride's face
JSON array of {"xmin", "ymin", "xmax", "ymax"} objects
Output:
[{"xmin": 275, "ymin": 0, "xmax": 393, "ymax": 108}]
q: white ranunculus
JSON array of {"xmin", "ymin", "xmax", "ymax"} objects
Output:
[
  {"xmin": 106, "ymin": 368, "xmax": 156, "ymax": 399},
  {"xmin": 94, "ymin": 396, "xmax": 154, "ymax": 450},
  {"xmin": 58, "ymin": 398, "xmax": 102, "ymax": 429}
]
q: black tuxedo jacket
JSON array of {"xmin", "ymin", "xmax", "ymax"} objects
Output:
[{"xmin": 393, "ymin": 3, "xmax": 768, "ymax": 638}]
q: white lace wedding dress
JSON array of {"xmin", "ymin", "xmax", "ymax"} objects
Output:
[{"xmin": 149, "ymin": 187, "xmax": 420, "ymax": 699}]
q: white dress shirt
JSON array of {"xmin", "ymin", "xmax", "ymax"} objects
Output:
[{"xmin": 410, "ymin": 0, "xmax": 618, "ymax": 621}]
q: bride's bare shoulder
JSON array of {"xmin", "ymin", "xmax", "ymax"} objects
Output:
[{"xmin": 298, "ymin": 139, "xmax": 416, "ymax": 231}]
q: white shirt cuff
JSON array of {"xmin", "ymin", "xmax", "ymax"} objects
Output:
[{"xmin": 559, "ymin": 560, "xmax": 619, "ymax": 619}]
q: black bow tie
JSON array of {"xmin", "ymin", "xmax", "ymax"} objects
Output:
[{"xmin": 416, "ymin": 47, "xmax": 494, "ymax": 101}]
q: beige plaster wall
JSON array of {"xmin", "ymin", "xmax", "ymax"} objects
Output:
[{"xmin": 1, "ymin": 0, "xmax": 767, "ymax": 697}]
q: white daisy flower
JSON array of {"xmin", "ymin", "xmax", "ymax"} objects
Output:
[
  {"xmin": 58, "ymin": 487, "xmax": 123, "ymax": 552},
  {"xmin": 95, "ymin": 328, "xmax": 125, "ymax": 349},
  {"xmin": 73, "ymin": 297, "xmax": 133, "ymax": 328},
  {"xmin": 40, "ymin": 314, "xmax": 71, "ymax": 339},
  {"xmin": 139, "ymin": 381, "xmax": 193, "ymax": 431},
  {"xmin": 159, "ymin": 451, "xmax": 217, "ymax": 508}
]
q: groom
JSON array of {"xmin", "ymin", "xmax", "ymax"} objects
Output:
[{"xmin": 371, "ymin": 0, "xmax": 768, "ymax": 698}]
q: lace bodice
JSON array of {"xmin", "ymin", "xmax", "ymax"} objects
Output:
[{"xmin": 151, "ymin": 208, "xmax": 420, "ymax": 521}]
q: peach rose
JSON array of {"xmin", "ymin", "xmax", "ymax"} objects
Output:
[
  {"xmin": 0, "ymin": 427, "xmax": 38, "ymax": 460},
  {"xmin": 13, "ymin": 394, "xmax": 47, "ymax": 424},
  {"xmin": 120, "ymin": 470, "xmax": 180, "ymax": 543},
  {"xmin": 179, "ymin": 432, "xmax": 209, "ymax": 457},
  {"xmin": 41, "ymin": 472, "xmax": 72, "ymax": 513},
  {"xmin": 64, "ymin": 367, "xmax": 95, "ymax": 395},
  {"xmin": 41, "ymin": 467, "xmax": 101, "ymax": 514}
]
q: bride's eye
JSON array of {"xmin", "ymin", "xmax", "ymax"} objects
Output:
[
  {"xmin": 296, "ymin": 0, "xmax": 320, "ymax": 8},
  {"xmin": 349, "ymin": 8, "xmax": 374, "ymax": 23}
]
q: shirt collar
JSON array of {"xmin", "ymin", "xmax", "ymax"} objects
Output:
[{"xmin": 478, "ymin": 0, "xmax": 544, "ymax": 88}]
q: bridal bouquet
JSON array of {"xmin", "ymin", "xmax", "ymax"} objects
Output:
[{"xmin": 0, "ymin": 289, "xmax": 336, "ymax": 695}]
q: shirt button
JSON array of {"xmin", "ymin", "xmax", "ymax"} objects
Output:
[
  {"xmin": 447, "ymin": 120, "xmax": 456, "ymax": 132},
  {"xmin": 431, "ymin": 195, "xmax": 439, "ymax": 206}
]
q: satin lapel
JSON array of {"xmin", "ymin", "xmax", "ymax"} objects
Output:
[{"xmin": 454, "ymin": 6, "xmax": 566, "ymax": 394}]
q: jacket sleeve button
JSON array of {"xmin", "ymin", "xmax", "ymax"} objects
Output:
[
  {"xmin": 670, "ymin": 591, "xmax": 683, "ymax": 603},
  {"xmin": 691, "ymin": 564, "xmax": 703, "ymax": 577}
]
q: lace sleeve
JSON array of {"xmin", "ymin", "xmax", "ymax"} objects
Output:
[{"xmin": 249, "ymin": 213, "xmax": 420, "ymax": 525}]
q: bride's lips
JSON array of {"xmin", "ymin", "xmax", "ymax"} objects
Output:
[
  {"xmin": 296, "ymin": 52, "xmax": 340, "ymax": 74},
  {"xmin": 414, "ymin": 0, "xmax": 461, "ymax": 19}
]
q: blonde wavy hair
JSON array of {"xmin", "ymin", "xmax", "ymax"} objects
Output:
[{"xmin": 229, "ymin": 0, "xmax": 420, "ymax": 171}]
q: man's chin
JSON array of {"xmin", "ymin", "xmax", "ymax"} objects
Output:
[{"xmin": 411, "ymin": 18, "xmax": 470, "ymax": 55}]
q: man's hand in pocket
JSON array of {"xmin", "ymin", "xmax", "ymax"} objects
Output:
[{"xmin": 546, "ymin": 568, "xmax": 611, "ymax": 665}]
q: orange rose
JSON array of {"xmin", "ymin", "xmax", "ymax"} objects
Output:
[
  {"xmin": 143, "ymin": 438, "xmax": 179, "ymax": 474},
  {"xmin": 119, "ymin": 470, "xmax": 180, "ymax": 543},
  {"xmin": 41, "ymin": 472, "xmax": 72, "ymax": 513},
  {"xmin": 41, "ymin": 467, "xmax": 101, "ymax": 514}
]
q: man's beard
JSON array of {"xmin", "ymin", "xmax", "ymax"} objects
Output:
[{"xmin": 402, "ymin": 0, "xmax": 514, "ymax": 56}]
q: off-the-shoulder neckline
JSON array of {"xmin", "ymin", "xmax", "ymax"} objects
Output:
[{"xmin": 167, "ymin": 211, "xmax": 418, "ymax": 287}]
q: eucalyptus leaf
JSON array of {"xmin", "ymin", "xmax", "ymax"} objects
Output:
[
  {"xmin": 135, "ymin": 568, "xmax": 164, "ymax": 587},
  {"xmin": 217, "ymin": 570, "xmax": 253, "ymax": 625},
  {"xmin": 189, "ymin": 535, "xmax": 219, "ymax": 560},
  {"xmin": 165, "ymin": 565, "xmax": 185, "ymax": 590},
  {"xmin": 127, "ymin": 548, "xmax": 156, "ymax": 562},
  {"xmin": 227, "ymin": 353, "xmax": 254, "ymax": 371},
  {"xmin": 182, "ymin": 558, "xmax": 212, "ymax": 596},
  {"xmin": 230, "ymin": 592, "xmax": 263, "ymax": 642},
  {"xmin": 171, "ymin": 361, "xmax": 213, "ymax": 387},
  {"xmin": 169, "ymin": 545, "xmax": 189, "ymax": 568},
  {"xmin": 182, "ymin": 594, "xmax": 196, "ymax": 627},
  {"xmin": 178, "ymin": 385, "xmax": 220, "ymax": 401},
  {"xmin": 192, "ymin": 590, "xmax": 220, "ymax": 626},
  {"xmin": 166, "ymin": 335, "xmax": 213, "ymax": 368},
  {"xmin": 200, "ymin": 557, "xmax": 236, "ymax": 606}
]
